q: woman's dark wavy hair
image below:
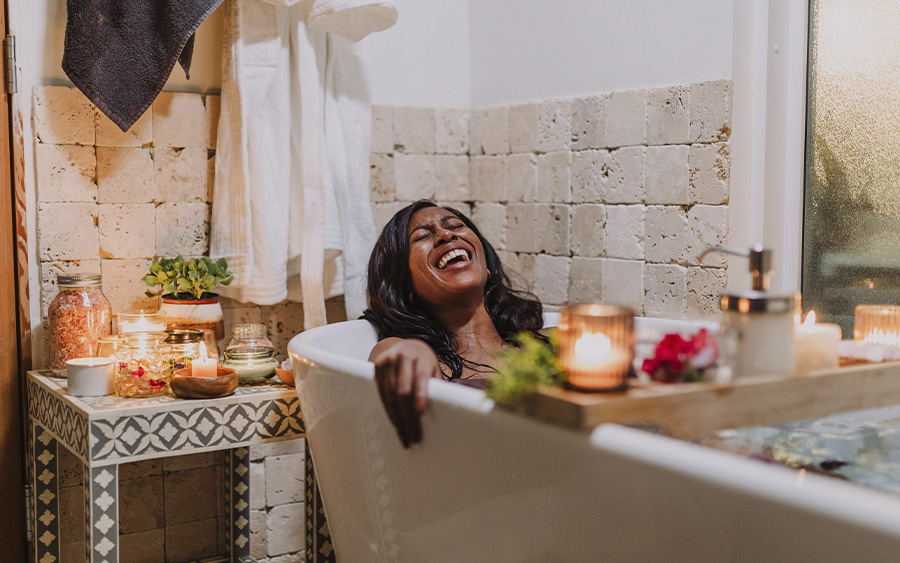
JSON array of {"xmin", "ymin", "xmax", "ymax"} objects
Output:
[{"xmin": 362, "ymin": 200, "xmax": 545, "ymax": 381}]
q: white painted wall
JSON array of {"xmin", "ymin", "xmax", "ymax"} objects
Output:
[
  {"xmin": 17, "ymin": 0, "xmax": 224, "ymax": 92},
  {"xmin": 366, "ymin": 0, "xmax": 471, "ymax": 108},
  {"xmin": 469, "ymin": 0, "xmax": 733, "ymax": 106}
]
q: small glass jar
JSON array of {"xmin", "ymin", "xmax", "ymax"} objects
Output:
[
  {"xmin": 164, "ymin": 329, "xmax": 205, "ymax": 376},
  {"xmin": 223, "ymin": 324, "xmax": 278, "ymax": 383},
  {"xmin": 48, "ymin": 274, "xmax": 112, "ymax": 376},
  {"xmin": 115, "ymin": 332, "xmax": 171, "ymax": 398}
]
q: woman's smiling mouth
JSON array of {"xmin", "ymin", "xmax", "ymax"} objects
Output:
[{"xmin": 436, "ymin": 248, "xmax": 471, "ymax": 269}]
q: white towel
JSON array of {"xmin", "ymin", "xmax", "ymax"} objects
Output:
[{"xmin": 211, "ymin": 0, "xmax": 396, "ymax": 328}]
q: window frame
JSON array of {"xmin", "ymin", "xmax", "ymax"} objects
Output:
[{"xmin": 730, "ymin": 0, "xmax": 809, "ymax": 293}]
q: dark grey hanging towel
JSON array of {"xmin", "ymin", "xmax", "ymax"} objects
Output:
[{"xmin": 62, "ymin": 0, "xmax": 223, "ymax": 131}]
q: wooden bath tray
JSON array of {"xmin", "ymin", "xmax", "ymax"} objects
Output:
[{"xmin": 512, "ymin": 362, "xmax": 900, "ymax": 438}]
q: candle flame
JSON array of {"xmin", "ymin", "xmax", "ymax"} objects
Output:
[
  {"xmin": 864, "ymin": 328, "xmax": 900, "ymax": 347},
  {"xmin": 574, "ymin": 331, "xmax": 612, "ymax": 363},
  {"xmin": 199, "ymin": 341, "xmax": 208, "ymax": 361},
  {"xmin": 804, "ymin": 310, "xmax": 816, "ymax": 327}
]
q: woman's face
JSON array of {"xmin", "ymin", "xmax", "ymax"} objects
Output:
[{"xmin": 407, "ymin": 207, "xmax": 489, "ymax": 307}]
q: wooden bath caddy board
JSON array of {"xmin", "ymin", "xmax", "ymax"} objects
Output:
[{"xmin": 513, "ymin": 362, "xmax": 900, "ymax": 439}]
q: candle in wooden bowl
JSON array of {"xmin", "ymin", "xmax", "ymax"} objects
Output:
[
  {"xmin": 191, "ymin": 342, "xmax": 218, "ymax": 378},
  {"xmin": 794, "ymin": 311, "xmax": 841, "ymax": 374},
  {"xmin": 558, "ymin": 304, "xmax": 634, "ymax": 392},
  {"xmin": 171, "ymin": 367, "xmax": 237, "ymax": 399}
]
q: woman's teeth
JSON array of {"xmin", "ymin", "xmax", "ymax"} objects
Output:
[{"xmin": 437, "ymin": 249, "xmax": 470, "ymax": 269}]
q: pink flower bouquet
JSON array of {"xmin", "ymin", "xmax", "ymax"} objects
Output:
[{"xmin": 641, "ymin": 329, "xmax": 719, "ymax": 383}]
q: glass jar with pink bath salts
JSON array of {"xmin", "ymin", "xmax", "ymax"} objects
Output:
[{"xmin": 47, "ymin": 274, "xmax": 112, "ymax": 376}]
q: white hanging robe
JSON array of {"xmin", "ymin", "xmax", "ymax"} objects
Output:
[{"xmin": 210, "ymin": 0, "xmax": 397, "ymax": 328}]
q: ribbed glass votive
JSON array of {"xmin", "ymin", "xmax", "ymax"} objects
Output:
[
  {"xmin": 854, "ymin": 305, "xmax": 900, "ymax": 346},
  {"xmin": 558, "ymin": 304, "xmax": 635, "ymax": 392}
]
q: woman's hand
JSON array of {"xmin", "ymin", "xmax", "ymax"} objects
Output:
[{"xmin": 368, "ymin": 338, "xmax": 440, "ymax": 448}]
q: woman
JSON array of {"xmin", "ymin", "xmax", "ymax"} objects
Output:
[{"xmin": 362, "ymin": 200, "xmax": 545, "ymax": 447}]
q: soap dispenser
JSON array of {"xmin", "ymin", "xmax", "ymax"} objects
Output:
[{"xmin": 701, "ymin": 245, "xmax": 798, "ymax": 379}]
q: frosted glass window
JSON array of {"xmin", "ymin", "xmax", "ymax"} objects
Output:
[{"xmin": 802, "ymin": 0, "xmax": 900, "ymax": 336}]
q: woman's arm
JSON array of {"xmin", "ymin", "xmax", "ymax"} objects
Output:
[{"xmin": 369, "ymin": 337, "xmax": 441, "ymax": 448}]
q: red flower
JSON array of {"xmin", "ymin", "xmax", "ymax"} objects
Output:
[{"xmin": 642, "ymin": 329, "xmax": 718, "ymax": 383}]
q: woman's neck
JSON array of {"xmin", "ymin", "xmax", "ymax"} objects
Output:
[{"xmin": 432, "ymin": 300, "xmax": 504, "ymax": 368}]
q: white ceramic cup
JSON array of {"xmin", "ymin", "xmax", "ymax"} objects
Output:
[{"xmin": 66, "ymin": 357, "xmax": 115, "ymax": 397}]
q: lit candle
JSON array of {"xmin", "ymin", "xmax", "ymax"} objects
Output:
[
  {"xmin": 794, "ymin": 311, "xmax": 841, "ymax": 374},
  {"xmin": 191, "ymin": 342, "xmax": 218, "ymax": 378},
  {"xmin": 862, "ymin": 328, "xmax": 900, "ymax": 347},
  {"xmin": 574, "ymin": 332, "xmax": 612, "ymax": 368},
  {"xmin": 567, "ymin": 331, "xmax": 629, "ymax": 389},
  {"xmin": 854, "ymin": 305, "xmax": 900, "ymax": 345},
  {"xmin": 569, "ymin": 332, "xmax": 628, "ymax": 387},
  {"xmin": 559, "ymin": 305, "xmax": 634, "ymax": 391},
  {"xmin": 118, "ymin": 310, "xmax": 167, "ymax": 335}
]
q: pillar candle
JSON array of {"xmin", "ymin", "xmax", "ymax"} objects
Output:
[
  {"xmin": 192, "ymin": 342, "xmax": 218, "ymax": 378},
  {"xmin": 795, "ymin": 311, "xmax": 841, "ymax": 374}
]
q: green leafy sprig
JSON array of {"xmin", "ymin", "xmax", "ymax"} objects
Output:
[
  {"xmin": 486, "ymin": 329, "xmax": 564, "ymax": 403},
  {"xmin": 142, "ymin": 256, "xmax": 234, "ymax": 300}
]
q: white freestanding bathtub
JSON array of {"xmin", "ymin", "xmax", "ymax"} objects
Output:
[{"xmin": 289, "ymin": 317, "xmax": 900, "ymax": 562}]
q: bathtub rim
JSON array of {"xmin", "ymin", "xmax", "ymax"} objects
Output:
[{"xmin": 289, "ymin": 316, "xmax": 900, "ymax": 543}]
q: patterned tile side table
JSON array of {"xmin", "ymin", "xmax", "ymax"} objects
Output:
[{"xmin": 26, "ymin": 370, "xmax": 309, "ymax": 563}]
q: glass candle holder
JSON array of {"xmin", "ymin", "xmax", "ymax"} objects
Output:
[
  {"xmin": 117, "ymin": 309, "xmax": 167, "ymax": 335},
  {"xmin": 222, "ymin": 348, "xmax": 280, "ymax": 383},
  {"xmin": 223, "ymin": 324, "xmax": 278, "ymax": 383},
  {"xmin": 854, "ymin": 305, "xmax": 900, "ymax": 346},
  {"xmin": 558, "ymin": 304, "xmax": 635, "ymax": 392},
  {"xmin": 115, "ymin": 332, "xmax": 171, "ymax": 398},
  {"xmin": 164, "ymin": 329, "xmax": 205, "ymax": 376}
]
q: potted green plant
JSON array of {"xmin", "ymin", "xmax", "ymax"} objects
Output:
[{"xmin": 142, "ymin": 256, "xmax": 234, "ymax": 347}]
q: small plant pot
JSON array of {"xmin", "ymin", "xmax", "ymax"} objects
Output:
[
  {"xmin": 160, "ymin": 294, "xmax": 225, "ymax": 354},
  {"xmin": 170, "ymin": 367, "xmax": 238, "ymax": 399}
]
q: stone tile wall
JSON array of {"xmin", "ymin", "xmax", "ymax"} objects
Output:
[
  {"xmin": 370, "ymin": 79, "xmax": 732, "ymax": 320},
  {"xmin": 33, "ymin": 86, "xmax": 312, "ymax": 563}
]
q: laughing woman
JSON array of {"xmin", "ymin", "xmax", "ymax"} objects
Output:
[{"xmin": 362, "ymin": 200, "xmax": 545, "ymax": 447}]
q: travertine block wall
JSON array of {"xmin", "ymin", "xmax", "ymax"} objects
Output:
[
  {"xmin": 370, "ymin": 79, "xmax": 731, "ymax": 320},
  {"xmin": 33, "ymin": 86, "xmax": 312, "ymax": 563}
]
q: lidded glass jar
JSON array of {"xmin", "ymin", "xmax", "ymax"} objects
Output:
[
  {"xmin": 164, "ymin": 329, "xmax": 205, "ymax": 375},
  {"xmin": 48, "ymin": 274, "xmax": 112, "ymax": 376},
  {"xmin": 115, "ymin": 332, "xmax": 171, "ymax": 397},
  {"xmin": 222, "ymin": 324, "xmax": 278, "ymax": 383}
]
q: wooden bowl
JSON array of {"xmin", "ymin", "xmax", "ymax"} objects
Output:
[
  {"xmin": 275, "ymin": 368, "xmax": 295, "ymax": 386},
  {"xmin": 170, "ymin": 367, "xmax": 238, "ymax": 399}
]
